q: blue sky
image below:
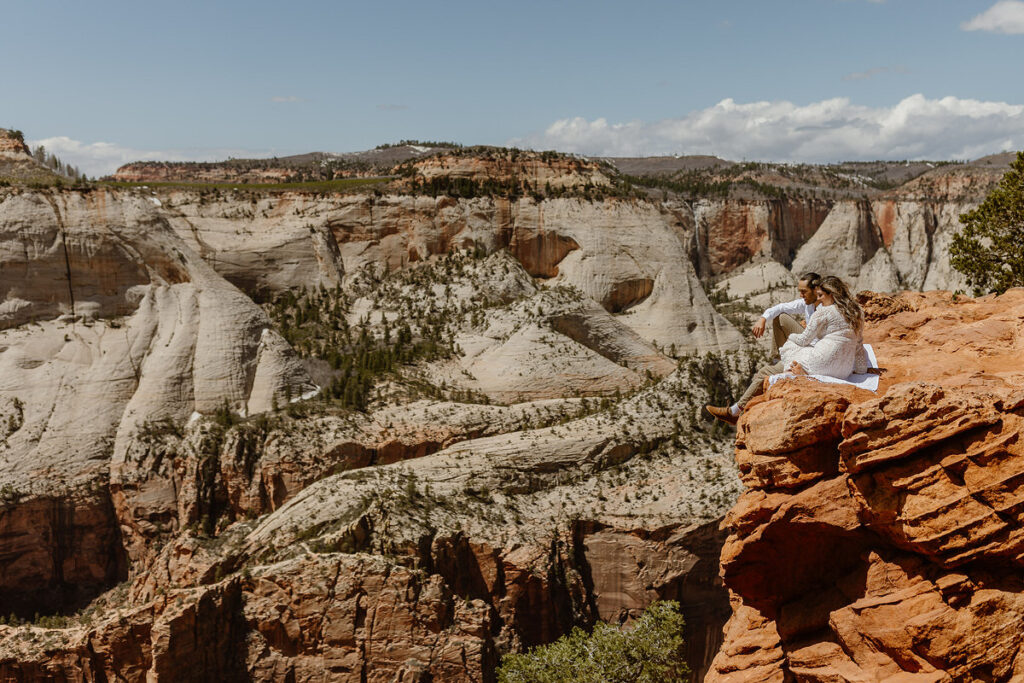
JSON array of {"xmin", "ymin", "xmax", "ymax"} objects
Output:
[{"xmin": 3, "ymin": 0, "xmax": 1023, "ymax": 174}]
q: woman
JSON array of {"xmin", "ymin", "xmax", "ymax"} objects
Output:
[{"xmin": 781, "ymin": 276, "xmax": 868, "ymax": 378}]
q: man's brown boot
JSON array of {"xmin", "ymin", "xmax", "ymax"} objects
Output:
[{"xmin": 706, "ymin": 404, "xmax": 738, "ymax": 425}]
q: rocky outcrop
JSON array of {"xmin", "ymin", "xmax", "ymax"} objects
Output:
[
  {"xmin": 708, "ymin": 289, "xmax": 1024, "ymax": 681},
  {"xmin": 0, "ymin": 130, "xmax": 54, "ymax": 183},
  {"xmin": 0, "ymin": 188, "xmax": 314, "ymax": 612},
  {"xmin": 0, "ymin": 130, "xmax": 29, "ymax": 156},
  {"xmin": 406, "ymin": 150, "xmax": 612, "ymax": 190},
  {"xmin": 112, "ymin": 162, "xmax": 302, "ymax": 184}
]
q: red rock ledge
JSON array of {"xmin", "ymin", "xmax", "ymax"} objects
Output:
[{"xmin": 708, "ymin": 289, "xmax": 1024, "ymax": 681}]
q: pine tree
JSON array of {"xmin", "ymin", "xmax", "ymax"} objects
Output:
[{"xmin": 950, "ymin": 151, "xmax": 1024, "ymax": 294}]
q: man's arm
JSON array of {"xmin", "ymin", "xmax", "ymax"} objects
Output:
[{"xmin": 753, "ymin": 298, "xmax": 806, "ymax": 338}]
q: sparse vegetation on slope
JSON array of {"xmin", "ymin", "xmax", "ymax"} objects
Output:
[
  {"xmin": 100, "ymin": 176, "xmax": 389, "ymax": 194},
  {"xmin": 621, "ymin": 158, "xmax": 965, "ymax": 201},
  {"xmin": 262, "ymin": 248, "xmax": 537, "ymax": 409}
]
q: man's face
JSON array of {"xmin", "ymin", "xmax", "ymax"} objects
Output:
[{"xmin": 797, "ymin": 280, "xmax": 816, "ymax": 304}]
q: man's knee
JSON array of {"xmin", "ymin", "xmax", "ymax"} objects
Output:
[{"xmin": 776, "ymin": 313, "xmax": 803, "ymax": 336}]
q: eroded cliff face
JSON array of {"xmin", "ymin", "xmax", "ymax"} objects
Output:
[
  {"xmin": 708, "ymin": 289, "xmax": 1024, "ymax": 681},
  {"xmin": 789, "ymin": 198, "xmax": 975, "ymax": 293},
  {"xmin": 0, "ymin": 361, "xmax": 743, "ymax": 681},
  {"xmin": 405, "ymin": 151, "xmax": 613, "ymax": 190},
  {"xmin": 0, "ymin": 130, "xmax": 29, "ymax": 156},
  {"xmin": 690, "ymin": 195, "xmax": 975, "ymax": 293},
  {"xmin": 156, "ymin": 187, "xmax": 982, "ymax": 355},
  {"xmin": 692, "ymin": 198, "xmax": 831, "ymax": 277},
  {"xmin": 158, "ymin": 191, "xmax": 744, "ymax": 353},
  {"xmin": 0, "ymin": 188, "xmax": 314, "ymax": 611}
]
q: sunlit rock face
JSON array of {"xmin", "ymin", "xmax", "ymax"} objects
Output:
[
  {"xmin": 160, "ymin": 191, "xmax": 745, "ymax": 352},
  {"xmin": 708, "ymin": 289, "xmax": 1024, "ymax": 682},
  {"xmin": 0, "ymin": 188, "xmax": 314, "ymax": 611}
]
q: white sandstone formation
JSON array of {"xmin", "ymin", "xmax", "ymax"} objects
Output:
[
  {"xmin": 160, "ymin": 191, "xmax": 745, "ymax": 352},
  {"xmin": 0, "ymin": 189, "xmax": 315, "ymax": 494},
  {"xmin": 791, "ymin": 199, "xmax": 972, "ymax": 293}
]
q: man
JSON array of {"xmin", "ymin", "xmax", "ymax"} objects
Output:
[{"xmin": 706, "ymin": 271, "xmax": 822, "ymax": 425}]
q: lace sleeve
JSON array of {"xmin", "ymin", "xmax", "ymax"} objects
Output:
[
  {"xmin": 853, "ymin": 335, "xmax": 868, "ymax": 374},
  {"xmin": 786, "ymin": 307, "xmax": 827, "ymax": 347}
]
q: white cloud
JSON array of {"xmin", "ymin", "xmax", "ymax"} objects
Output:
[
  {"xmin": 25, "ymin": 136, "xmax": 269, "ymax": 177},
  {"xmin": 962, "ymin": 0, "xmax": 1024, "ymax": 33},
  {"xmin": 509, "ymin": 94, "xmax": 1024, "ymax": 162}
]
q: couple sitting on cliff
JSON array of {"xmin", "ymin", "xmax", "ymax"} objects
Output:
[{"xmin": 707, "ymin": 272, "xmax": 869, "ymax": 425}]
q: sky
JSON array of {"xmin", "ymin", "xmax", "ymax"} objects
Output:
[{"xmin": 3, "ymin": 0, "xmax": 1024, "ymax": 175}]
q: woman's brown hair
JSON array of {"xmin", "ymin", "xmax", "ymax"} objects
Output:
[{"xmin": 819, "ymin": 276, "xmax": 863, "ymax": 335}]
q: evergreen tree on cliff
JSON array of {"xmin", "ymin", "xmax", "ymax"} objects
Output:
[
  {"xmin": 951, "ymin": 151, "xmax": 1024, "ymax": 295},
  {"xmin": 497, "ymin": 601, "xmax": 690, "ymax": 683}
]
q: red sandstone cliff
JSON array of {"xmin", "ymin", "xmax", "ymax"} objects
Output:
[{"xmin": 708, "ymin": 289, "xmax": 1024, "ymax": 681}]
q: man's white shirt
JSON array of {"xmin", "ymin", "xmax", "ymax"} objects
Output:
[{"xmin": 763, "ymin": 298, "xmax": 816, "ymax": 323}]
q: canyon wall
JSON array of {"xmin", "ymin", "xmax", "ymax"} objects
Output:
[
  {"xmin": 0, "ymin": 188, "xmax": 314, "ymax": 610},
  {"xmin": 0, "ymin": 156, "xmax": 1013, "ymax": 681},
  {"xmin": 158, "ymin": 191, "xmax": 744, "ymax": 353},
  {"xmin": 153, "ymin": 188, "xmax": 983, "ymax": 366},
  {"xmin": 159, "ymin": 190, "xmax": 977, "ymax": 327},
  {"xmin": 692, "ymin": 196, "xmax": 973, "ymax": 292}
]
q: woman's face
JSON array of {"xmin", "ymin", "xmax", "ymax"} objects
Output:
[{"xmin": 816, "ymin": 286, "xmax": 834, "ymax": 305}]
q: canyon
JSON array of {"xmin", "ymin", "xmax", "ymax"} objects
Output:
[{"xmin": 0, "ymin": 130, "xmax": 1021, "ymax": 681}]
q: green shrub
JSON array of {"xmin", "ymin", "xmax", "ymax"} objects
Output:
[
  {"xmin": 497, "ymin": 601, "xmax": 690, "ymax": 683},
  {"xmin": 950, "ymin": 151, "xmax": 1024, "ymax": 295}
]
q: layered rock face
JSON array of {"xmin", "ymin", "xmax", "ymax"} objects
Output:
[
  {"xmin": 156, "ymin": 185, "xmax": 990, "ymax": 365},
  {"xmin": 790, "ymin": 198, "xmax": 974, "ymax": 292},
  {"xmin": 0, "ymin": 130, "xmax": 29, "ymax": 156},
  {"xmin": 692, "ymin": 198, "xmax": 831, "ymax": 277},
  {"xmin": 159, "ymin": 191, "xmax": 744, "ymax": 352},
  {"xmin": 691, "ymin": 195, "xmax": 976, "ymax": 292},
  {"xmin": 406, "ymin": 151, "xmax": 613, "ymax": 189},
  {"xmin": 0, "ymin": 130, "xmax": 54, "ymax": 183},
  {"xmin": 709, "ymin": 289, "xmax": 1024, "ymax": 681},
  {"xmin": 0, "ymin": 360, "xmax": 743, "ymax": 681},
  {"xmin": 112, "ymin": 161, "xmax": 300, "ymax": 184},
  {"xmin": 0, "ymin": 188, "xmax": 314, "ymax": 611}
]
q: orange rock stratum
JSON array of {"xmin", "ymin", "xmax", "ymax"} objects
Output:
[{"xmin": 709, "ymin": 288, "xmax": 1024, "ymax": 682}]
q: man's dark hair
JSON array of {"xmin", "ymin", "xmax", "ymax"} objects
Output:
[{"xmin": 799, "ymin": 272, "xmax": 822, "ymax": 288}]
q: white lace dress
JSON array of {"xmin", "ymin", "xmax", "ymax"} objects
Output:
[{"xmin": 780, "ymin": 305, "xmax": 867, "ymax": 378}]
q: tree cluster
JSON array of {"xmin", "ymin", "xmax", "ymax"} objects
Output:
[
  {"xmin": 950, "ymin": 151, "xmax": 1024, "ymax": 295},
  {"xmin": 31, "ymin": 145, "xmax": 84, "ymax": 180},
  {"xmin": 497, "ymin": 601, "xmax": 690, "ymax": 683}
]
